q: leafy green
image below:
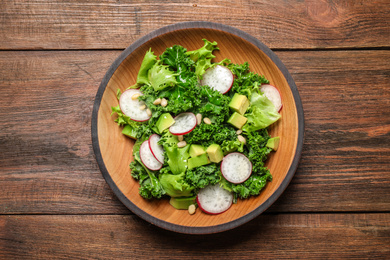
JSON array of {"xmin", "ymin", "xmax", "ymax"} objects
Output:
[
  {"xmin": 186, "ymin": 39, "xmax": 220, "ymax": 77},
  {"xmin": 159, "ymin": 172, "xmax": 194, "ymax": 197},
  {"xmin": 186, "ymin": 39, "xmax": 218, "ymax": 62},
  {"xmin": 222, "ymin": 172, "xmax": 272, "ymax": 202},
  {"xmin": 137, "ymin": 48, "xmax": 157, "ymax": 85},
  {"xmin": 185, "ymin": 164, "xmax": 221, "ymax": 190},
  {"xmin": 244, "ymin": 129, "xmax": 272, "ymax": 175},
  {"xmin": 164, "ymin": 145, "xmax": 190, "ymax": 175},
  {"xmin": 160, "ymin": 45, "xmax": 194, "ymax": 73},
  {"xmin": 229, "ymin": 62, "xmax": 269, "ymax": 99},
  {"xmin": 130, "ymin": 139, "xmax": 166, "ymax": 199},
  {"xmin": 243, "ymin": 92, "xmax": 281, "ymax": 132},
  {"xmin": 148, "ymin": 61, "xmax": 178, "ymax": 91}
]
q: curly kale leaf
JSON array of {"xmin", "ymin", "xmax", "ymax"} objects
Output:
[
  {"xmin": 229, "ymin": 62, "xmax": 269, "ymax": 99},
  {"xmin": 222, "ymin": 172, "xmax": 272, "ymax": 201},
  {"xmin": 185, "ymin": 164, "xmax": 221, "ymax": 190},
  {"xmin": 244, "ymin": 129, "xmax": 272, "ymax": 175},
  {"xmin": 160, "ymin": 45, "xmax": 194, "ymax": 73},
  {"xmin": 130, "ymin": 139, "xmax": 166, "ymax": 199}
]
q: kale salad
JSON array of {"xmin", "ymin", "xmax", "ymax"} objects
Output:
[{"xmin": 111, "ymin": 39, "xmax": 282, "ymax": 215}]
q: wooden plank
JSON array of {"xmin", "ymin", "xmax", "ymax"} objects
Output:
[
  {"xmin": 1, "ymin": 214, "xmax": 389, "ymax": 258},
  {"xmin": 0, "ymin": 50, "xmax": 389, "ymax": 214},
  {"xmin": 1, "ymin": 0, "xmax": 389, "ymax": 50}
]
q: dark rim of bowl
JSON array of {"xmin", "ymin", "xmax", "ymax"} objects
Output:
[{"xmin": 91, "ymin": 21, "xmax": 304, "ymax": 235}]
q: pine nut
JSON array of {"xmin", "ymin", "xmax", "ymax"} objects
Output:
[
  {"xmin": 161, "ymin": 98, "xmax": 168, "ymax": 107},
  {"xmin": 236, "ymin": 129, "xmax": 243, "ymax": 135},
  {"xmin": 203, "ymin": 117, "xmax": 212, "ymax": 125},
  {"xmin": 146, "ymin": 109, "xmax": 152, "ymax": 116},
  {"xmin": 196, "ymin": 113, "xmax": 202, "ymax": 125},
  {"xmin": 139, "ymin": 104, "xmax": 146, "ymax": 110},
  {"xmin": 131, "ymin": 93, "xmax": 141, "ymax": 100},
  {"xmin": 178, "ymin": 135, "xmax": 183, "ymax": 141},
  {"xmin": 177, "ymin": 141, "xmax": 187, "ymax": 148},
  {"xmin": 237, "ymin": 135, "xmax": 246, "ymax": 144},
  {"xmin": 153, "ymin": 98, "xmax": 162, "ymax": 105},
  {"xmin": 188, "ymin": 204, "xmax": 196, "ymax": 215}
]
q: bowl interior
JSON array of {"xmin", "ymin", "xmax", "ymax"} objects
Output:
[{"xmin": 96, "ymin": 27, "xmax": 299, "ymax": 232}]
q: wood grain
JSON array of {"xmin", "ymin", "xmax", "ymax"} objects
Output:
[
  {"xmin": 0, "ymin": 0, "xmax": 389, "ymax": 50},
  {"xmin": 0, "ymin": 50, "xmax": 389, "ymax": 214},
  {"xmin": 1, "ymin": 214, "xmax": 389, "ymax": 259}
]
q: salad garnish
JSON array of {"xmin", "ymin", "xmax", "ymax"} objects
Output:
[{"xmin": 111, "ymin": 39, "xmax": 282, "ymax": 215}]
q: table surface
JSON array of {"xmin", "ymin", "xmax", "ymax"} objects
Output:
[{"xmin": 1, "ymin": 0, "xmax": 389, "ymax": 258}]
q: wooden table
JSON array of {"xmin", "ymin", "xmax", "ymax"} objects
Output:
[{"xmin": 1, "ymin": 0, "xmax": 389, "ymax": 258}]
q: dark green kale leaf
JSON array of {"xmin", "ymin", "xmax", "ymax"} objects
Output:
[
  {"xmin": 229, "ymin": 62, "xmax": 269, "ymax": 99},
  {"xmin": 160, "ymin": 45, "xmax": 194, "ymax": 73},
  {"xmin": 243, "ymin": 129, "xmax": 272, "ymax": 175},
  {"xmin": 185, "ymin": 164, "xmax": 220, "ymax": 190},
  {"xmin": 222, "ymin": 172, "xmax": 272, "ymax": 202},
  {"xmin": 130, "ymin": 139, "xmax": 166, "ymax": 199}
]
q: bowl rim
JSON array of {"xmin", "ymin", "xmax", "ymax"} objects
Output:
[{"xmin": 91, "ymin": 21, "xmax": 304, "ymax": 234}]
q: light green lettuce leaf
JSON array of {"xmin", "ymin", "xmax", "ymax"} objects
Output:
[{"xmin": 243, "ymin": 92, "xmax": 281, "ymax": 132}]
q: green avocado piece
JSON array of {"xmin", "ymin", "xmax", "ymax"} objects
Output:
[
  {"xmin": 169, "ymin": 196, "xmax": 196, "ymax": 210},
  {"xmin": 206, "ymin": 144, "xmax": 224, "ymax": 163},
  {"xmin": 156, "ymin": 113, "xmax": 175, "ymax": 133},
  {"xmin": 227, "ymin": 112, "xmax": 248, "ymax": 129},
  {"xmin": 122, "ymin": 124, "xmax": 137, "ymax": 139},
  {"xmin": 266, "ymin": 136, "xmax": 280, "ymax": 151},
  {"xmin": 188, "ymin": 153, "xmax": 210, "ymax": 169},
  {"xmin": 229, "ymin": 93, "xmax": 250, "ymax": 115},
  {"xmin": 189, "ymin": 144, "xmax": 206, "ymax": 158}
]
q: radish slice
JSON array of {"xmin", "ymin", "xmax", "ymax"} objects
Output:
[
  {"xmin": 119, "ymin": 89, "xmax": 151, "ymax": 122},
  {"xmin": 260, "ymin": 84, "xmax": 283, "ymax": 112},
  {"xmin": 139, "ymin": 140, "xmax": 162, "ymax": 171},
  {"xmin": 196, "ymin": 184, "xmax": 233, "ymax": 215},
  {"xmin": 148, "ymin": 134, "xmax": 165, "ymax": 164},
  {"xmin": 221, "ymin": 152, "xmax": 252, "ymax": 184},
  {"xmin": 200, "ymin": 65, "xmax": 234, "ymax": 94},
  {"xmin": 169, "ymin": 112, "xmax": 197, "ymax": 135}
]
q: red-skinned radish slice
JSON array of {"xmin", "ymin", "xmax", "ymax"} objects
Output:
[
  {"xmin": 221, "ymin": 152, "xmax": 252, "ymax": 184},
  {"xmin": 201, "ymin": 65, "xmax": 234, "ymax": 94},
  {"xmin": 119, "ymin": 89, "xmax": 151, "ymax": 122},
  {"xmin": 139, "ymin": 140, "xmax": 162, "ymax": 171},
  {"xmin": 260, "ymin": 84, "xmax": 283, "ymax": 112},
  {"xmin": 148, "ymin": 134, "xmax": 165, "ymax": 164},
  {"xmin": 169, "ymin": 112, "xmax": 197, "ymax": 135},
  {"xmin": 196, "ymin": 184, "xmax": 233, "ymax": 215}
]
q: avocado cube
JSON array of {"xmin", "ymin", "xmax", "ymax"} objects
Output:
[
  {"xmin": 189, "ymin": 144, "xmax": 206, "ymax": 158},
  {"xmin": 156, "ymin": 113, "xmax": 175, "ymax": 133},
  {"xmin": 229, "ymin": 93, "xmax": 249, "ymax": 115},
  {"xmin": 188, "ymin": 153, "xmax": 210, "ymax": 169},
  {"xmin": 266, "ymin": 136, "xmax": 280, "ymax": 151},
  {"xmin": 121, "ymin": 124, "xmax": 137, "ymax": 139},
  {"xmin": 227, "ymin": 112, "xmax": 248, "ymax": 129},
  {"xmin": 169, "ymin": 196, "xmax": 196, "ymax": 210},
  {"xmin": 206, "ymin": 144, "xmax": 224, "ymax": 163}
]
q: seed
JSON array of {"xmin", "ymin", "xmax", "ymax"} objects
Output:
[
  {"xmin": 237, "ymin": 135, "xmax": 246, "ymax": 144},
  {"xmin": 139, "ymin": 104, "xmax": 146, "ymax": 110},
  {"xmin": 196, "ymin": 113, "xmax": 202, "ymax": 125},
  {"xmin": 236, "ymin": 129, "xmax": 242, "ymax": 135},
  {"xmin": 177, "ymin": 141, "xmax": 187, "ymax": 148},
  {"xmin": 153, "ymin": 98, "xmax": 162, "ymax": 105},
  {"xmin": 146, "ymin": 109, "xmax": 152, "ymax": 116},
  {"xmin": 188, "ymin": 204, "xmax": 196, "ymax": 215},
  {"xmin": 131, "ymin": 93, "xmax": 141, "ymax": 100},
  {"xmin": 203, "ymin": 117, "xmax": 212, "ymax": 125},
  {"xmin": 161, "ymin": 98, "xmax": 168, "ymax": 107},
  {"xmin": 178, "ymin": 135, "xmax": 184, "ymax": 141}
]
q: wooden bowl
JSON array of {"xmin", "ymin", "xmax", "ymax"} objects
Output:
[{"xmin": 92, "ymin": 22, "xmax": 304, "ymax": 234}]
